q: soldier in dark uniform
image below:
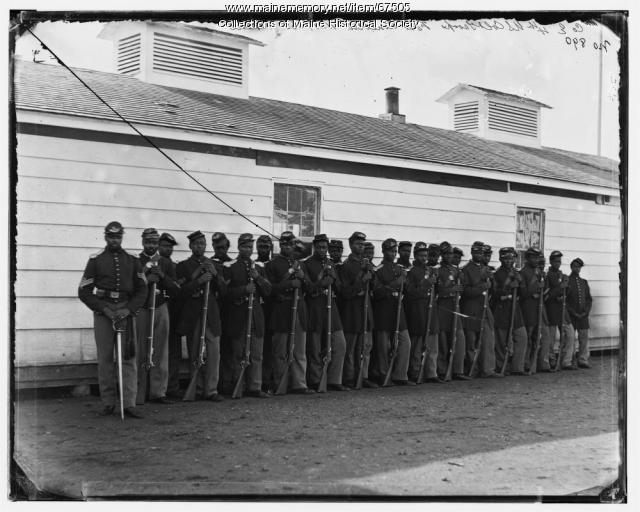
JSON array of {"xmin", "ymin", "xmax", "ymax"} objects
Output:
[
  {"xmin": 256, "ymin": 234, "xmax": 274, "ymax": 391},
  {"xmin": 256, "ymin": 235, "xmax": 273, "ymax": 264},
  {"xmin": 405, "ymin": 242, "xmax": 441, "ymax": 383},
  {"xmin": 78, "ymin": 221, "xmax": 147, "ymax": 418},
  {"xmin": 328, "ymin": 239, "xmax": 344, "ymax": 265},
  {"xmin": 303, "ymin": 234, "xmax": 348, "ymax": 391},
  {"xmin": 265, "ymin": 231, "xmax": 312, "ymax": 394},
  {"xmin": 545, "ymin": 250, "xmax": 577, "ymax": 370},
  {"xmin": 461, "ymin": 241, "xmax": 500, "ymax": 378},
  {"xmin": 176, "ymin": 231, "xmax": 225, "ymax": 401},
  {"xmin": 371, "ymin": 238, "xmax": 414, "ymax": 386},
  {"xmin": 567, "ymin": 258, "xmax": 592, "ymax": 368},
  {"xmin": 451, "ymin": 247, "xmax": 464, "ymax": 268},
  {"xmin": 427, "ymin": 244, "xmax": 441, "ymax": 267},
  {"xmin": 158, "ymin": 232, "xmax": 183, "ymax": 398},
  {"xmin": 338, "ymin": 232, "xmax": 376, "ymax": 389},
  {"xmin": 223, "ymin": 233, "xmax": 272, "ymax": 398},
  {"xmin": 397, "ymin": 241, "xmax": 413, "ymax": 270},
  {"xmin": 210, "ymin": 232, "xmax": 233, "ymax": 394},
  {"xmin": 519, "ymin": 248, "xmax": 552, "ymax": 372},
  {"xmin": 136, "ymin": 228, "xmax": 179, "ymax": 404},
  {"xmin": 491, "ymin": 247, "xmax": 527, "ymax": 375},
  {"xmin": 364, "ymin": 241, "xmax": 375, "ymax": 265},
  {"xmin": 436, "ymin": 242, "xmax": 468, "ymax": 380}
]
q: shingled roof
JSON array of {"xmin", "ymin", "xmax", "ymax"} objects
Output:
[{"xmin": 14, "ymin": 60, "xmax": 618, "ymax": 190}]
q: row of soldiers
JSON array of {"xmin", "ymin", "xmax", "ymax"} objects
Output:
[{"xmin": 78, "ymin": 222, "xmax": 592, "ymax": 419}]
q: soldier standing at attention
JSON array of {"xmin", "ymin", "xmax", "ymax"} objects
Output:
[
  {"xmin": 371, "ymin": 239, "xmax": 414, "ymax": 386},
  {"xmin": 405, "ymin": 242, "xmax": 441, "ymax": 383},
  {"xmin": 545, "ymin": 251, "xmax": 577, "ymax": 370},
  {"xmin": 436, "ymin": 242, "xmax": 468, "ymax": 380},
  {"xmin": 303, "ymin": 234, "xmax": 348, "ymax": 391},
  {"xmin": 491, "ymin": 247, "xmax": 527, "ymax": 375},
  {"xmin": 136, "ymin": 228, "xmax": 179, "ymax": 404},
  {"xmin": 328, "ymin": 239, "xmax": 344, "ymax": 265},
  {"xmin": 176, "ymin": 231, "xmax": 225, "ymax": 401},
  {"xmin": 461, "ymin": 241, "xmax": 501, "ymax": 378},
  {"xmin": 397, "ymin": 241, "xmax": 413, "ymax": 270},
  {"xmin": 158, "ymin": 232, "xmax": 183, "ymax": 399},
  {"xmin": 223, "ymin": 234, "xmax": 272, "ymax": 398},
  {"xmin": 256, "ymin": 235, "xmax": 274, "ymax": 392},
  {"xmin": 210, "ymin": 232, "xmax": 233, "ymax": 395},
  {"xmin": 567, "ymin": 258, "xmax": 592, "ymax": 368},
  {"xmin": 339, "ymin": 232, "xmax": 377, "ymax": 389},
  {"xmin": 78, "ymin": 221, "xmax": 147, "ymax": 418},
  {"xmin": 265, "ymin": 232, "xmax": 313, "ymax": 394}
]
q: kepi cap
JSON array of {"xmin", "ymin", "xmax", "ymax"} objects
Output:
[
  {"xmin": 104, "ymin": 221, "xmax": 124, "ymax": 235},
  {"xmin": 257, "ymin": 235, "xmax": 273, "ymax": 246},
  {"xmin": 382, "ymin": 238, "xmax": 398, "ymax": 251},
  {"xmin": 413, "ymin": 241, "xmax": 428, "ymax": 254},
  {"xmin": 482, "ymin": 244, "xmax": 492, "ymax": 254},
  {"xmin": 238, "ymin": 233, "xmax": 254, "ymax": 246},
  {"xmin": 471, "ymin": 241, "xmax": 485, "ymax": 253},
  {"xmin": 439, "ymin": 241, "xmax": 452, "ymax": 254},
  {"xmin": 398, "ymin": 241, "xmax": 412, "ymax": 249},
  {"xmin": 141, "ymin": 227, "xmax": 159, "ymax": 240},
  {"xmin": 211, "ymin": 232, "xmax": 229, "ymax": 244},
  {"xmin": 499, "ymin": 246, "xmax": 516, "ymax": 257},
  {"xmin": 452, "ymin": 247, "xmax": 464, "ymax": 257},
  {"xmin": 349, "ymin": 231, "xmax": 367, "ymax": 243},
  {"xmin": 187, "ymin": 230, "xmax": 205, "ymax": 242},
  {"xmin": 571, "ymin": 257, "xmax": 585, "ymax": 267},
  {"xmin": 525, "ymin": 247, "xmax": 542, "ymax": 258},
  {"xmin": 550, "ymin": 250, "xmax": 563, "ymax": 260},
  {"xmin": 329, "ymin": 239, "xmax": 343, "ymax": 249},
  {"xmin": 159, "ymin": 232, "xmax": 178, "ymax": 246},
  {"xmin": 279, "ymin": 231, "xmax": 296, "ymax": 244},
  {"xmin": 313, "ymin": 233, "xmax": 329, "ymax": 245}
]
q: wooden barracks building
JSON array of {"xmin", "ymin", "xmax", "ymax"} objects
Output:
[{"xmin": 13, "ymin": 22, "xmax": 621, "ymax": 388}]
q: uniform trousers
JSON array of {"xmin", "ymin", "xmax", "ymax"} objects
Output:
[
  {"xmin": 575, "ymin": 328, "xmax": 590, "ymax": 365},
  {"xmin": 372, "ymin": 330, "xmax": 411, "ymax": 382},
  {"xmin": 548, "ymin": 322, "xmax": 577, "ymax": 367},
  {"xmin": 94, "ymin": 313, "xmax": 137, "ymax": 409},
  {"xmin": 343, "ymin": 331, "xmax": 373, "ymax": 387},
  {"xmin": 524, "ymin": 325, "xmax": 552, "ymax": 371},
  {"xmin": 135, "ymin": 303, "xmax": 170, "ymax": 400},
  {"xmin": 166, "ymin": 321, "xmax": 182, "ymax": 395},
  {"xmin": 494, "ymin": 326, "xmax": 528, "ymax": 374},
  {"xmin": 408, "ymin": 333, "xmax": 439, "ymax": 382},
  {"xmin": 465, "ymin": 309, "xmax": 497, "ymax": 376},
  {"xmin": 187, "ymin": 321, "xmax": 221, "ymax": 398},
  {"xmin": 228, "ymin": 331, "xmax": 264, "ymax": 393},
  {"xmin": 272, "ymin": 322, "xmax": 308, "ymax": 391},
  {"xmin": 437, "ymin": 328, "xmax": 466, "ymax": 376},
  {"xmin": 306, "ymin": 330, "xmax": 347, "ymax": 387}
]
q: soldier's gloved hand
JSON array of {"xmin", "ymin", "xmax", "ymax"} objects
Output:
[
  {"xmin": 294, "ymin": 268, "xmax": 305, "ymax": 280},
  {"xmin": 319, "ymin": 277, "xmax": 333, "ymax": 288},
  {"xmin": 147, "ymin": 272, "xmax": 160, "ymax": 284},
  {"xmin": 246, "ymin": 282, "xmax": 256, "ymax": 294},
  {"xmin": 102, "ymin": 307, "xmax": 116, "ymax": 320},
  {"xmin": 290, "ymin": 279, "xmax": 302, "ymax": 289},
  {"xmin": 509, "ymin": 280, "xmax": 520, "ymax": 289},
  {"xmin": 560, "ymin": 279, "xmax": 568, "ymax": 289},
  {"xmin": 116, "ymin": 308, "xmax": 131, "ymax": 319},
  {"xmin": 249, "ymin": 268, "xmax": 260, "ymax": 280},
  {"xmin": 390, "ymin": 278, "xmax": 403, "ymax": 290},
  {"xmin": 198, "ymin": 271, "xmax": 213, "ymax": 284},
  {"xmin": 362, "ymin": 271, "xmax": 372, "ymax": 283}
]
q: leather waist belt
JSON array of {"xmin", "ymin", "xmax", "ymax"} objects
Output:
[{"xmin": 96, "ymin": 289, "xmax": 130, "ymax": 300}]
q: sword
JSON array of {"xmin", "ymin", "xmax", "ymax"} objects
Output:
[{"xmin": 113, "ymin": 317, "xmax": 126, "ymax": 420}]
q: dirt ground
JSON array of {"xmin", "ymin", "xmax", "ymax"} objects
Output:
[{"xmin": 12, "ymin": 353, "xmax": 622, "ymax": 501}]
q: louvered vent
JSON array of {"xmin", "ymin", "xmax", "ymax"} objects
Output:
[
  {"xmin": 488, "ymin": 101, "xmax": 538, "ymax": 138},
  {"xmin": 454, "ymin": 101, "xmax": 479, "ymax": 131},
  {"xmin": 117, "ymin": 33, "xmax": 141, "ymax": 75},
  {"xmin": 153, "ymin": 32, "xmax": 243, "ymax": 85}
]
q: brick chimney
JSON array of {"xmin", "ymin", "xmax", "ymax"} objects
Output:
[{"xmin": 378, "ymin": 86, "xmax": 406, "ymax": 123}]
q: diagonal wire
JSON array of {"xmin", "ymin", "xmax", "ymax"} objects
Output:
[{"xmin": 25, "ymin": 26, "xmax": 280, "ymax": 241}]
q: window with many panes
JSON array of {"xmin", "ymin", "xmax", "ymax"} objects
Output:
[
  {"xmin": 273, "ymin": 184, "xmax": 320, "ymax": 238},
  {"xmin": 515, "ymin": 207, "xmax": 545, "ymax": 268}
]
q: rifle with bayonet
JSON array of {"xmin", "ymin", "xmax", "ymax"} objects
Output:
[
  {"xmin": 233, "ymin": 260, "xmax": 255, "ymax": 398},
  {"xmin": 527, "ymin": 267, "xmax": 546, "ymax": 375},
  {"xmin": 275, "ymin": 259, "xmax": 302, "ymax": 395},
  {"xmin": 499, "ymin": 269, "xmax": 520, "ymax": 376},
  {"xmin": 354, "ymin": 259, "xmax": 372, "ymax": 390},
  {"xmin": 383, "ymin": 269, "xmax": 405, "ymax": 387},
  {"xmin": 444, "ymin": 269, "xmax": 462, "ymax": 382},
  {"xmin": 554, "ymin": 272, "xmax": 568, "ymax": 371},
  {"xmin": 469, "ymin": 268, "xmax": 493, "ymax": 378},
  {"xmin": 317, "ymin": 259, "xmax": 333, "ymax": 393},
  {"xmin": 417, "ymin": 266, "xmax": 436, "ymax": 384},
  {"xmin": 136, "ymin": 254, "xmax": 161, "ymax": 404}
]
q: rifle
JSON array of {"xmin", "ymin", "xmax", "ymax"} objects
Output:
[
  {"xmin": 555, "ymin": 273, "xmax": 567, "ymax": 371},
  {"xmin": 113, "ymin": 317, "xmax": 126, "ymax": 420},
  {"xmin": 232, "ymin": 260, "xmax": 255, "ymax": 399},
  {"xmin": 469, "ymin": 267, "xmax": 493, "ymax": 377},
  {"xmin": 417, "ymin": 268, "xmax": 436, "ymax": 384},
  {"xmin": 499, "ymin": 285, "xmax": 518, "ymax": 376},
  {"xmin": 444, "ymin": 270, "xmax": 461, "ymax": 382},
  {"xmin": 383, "ymin": 272, "xmax": 405, "ymax": 387},
  {"xmin": 317, "ymin": 280, "xmax": 333, "ymax": 392},
  {"xmin": 527, "ymin": 270, "xmax": 545, "ymax": 375},
  {"xmin": 354, "ymin": 277, "xmax": 370, "ymax": 390},
  {"xmin": 275, "ymin": 260, "xmax": 301, "ymax": 395},
  {"xmin": 183, "ymin": 276, "xmax": 211, "ymax": 402}
]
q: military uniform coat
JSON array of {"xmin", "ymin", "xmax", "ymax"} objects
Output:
[
  {"xmin": 372, "ymin": 261, "xmax": 408, "ymax": 332},
  {"xmin": 302, "ymin": 254, "xmax": 343, "ymax": 333},
  {"xmin": 138, "ymin": 252, "xmax": 179, "ymax": 309},
  {"xmin": 222, "ymin": 258, "xmax": 271, "ymax": 338},
  {"xmin": 519, "ymin": 265, "xmax": 545, "ymax": 328},
  {"xmin": 404, "ymin": 262, "xmax": 439, "ymax": 335},
  {"xmin": 545, "ymin": 267, "xmax": 570, "ymax": 326},
  {"xmin": 460, "ymin": 261, "xmax": 490, "ymax": 332},
  {"xmin": 566, "ymin": 274, "xmax": 592, "ymax": 329},
  {"xmin": 265, "ymin": 254, "xmax": 309, "ymax": 332},
  {"xmin": 490, "ymin": 266, "xmax": 525, "ymax": 330},
  {"xmin": 175, "ymin": 255, "xmax": 224, "ymax": 337},
  {"xmin": 337, "ymin": 254, "xmax": 374, "ymax": 333},
  {"xmin": 436, "ymin": 264, "xmax": 461, "ymax": 334}
]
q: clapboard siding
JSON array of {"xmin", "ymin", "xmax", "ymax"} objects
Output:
[{"xmin": 15, "ymin": 129, "xmax": 621, "ymax": 381}]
